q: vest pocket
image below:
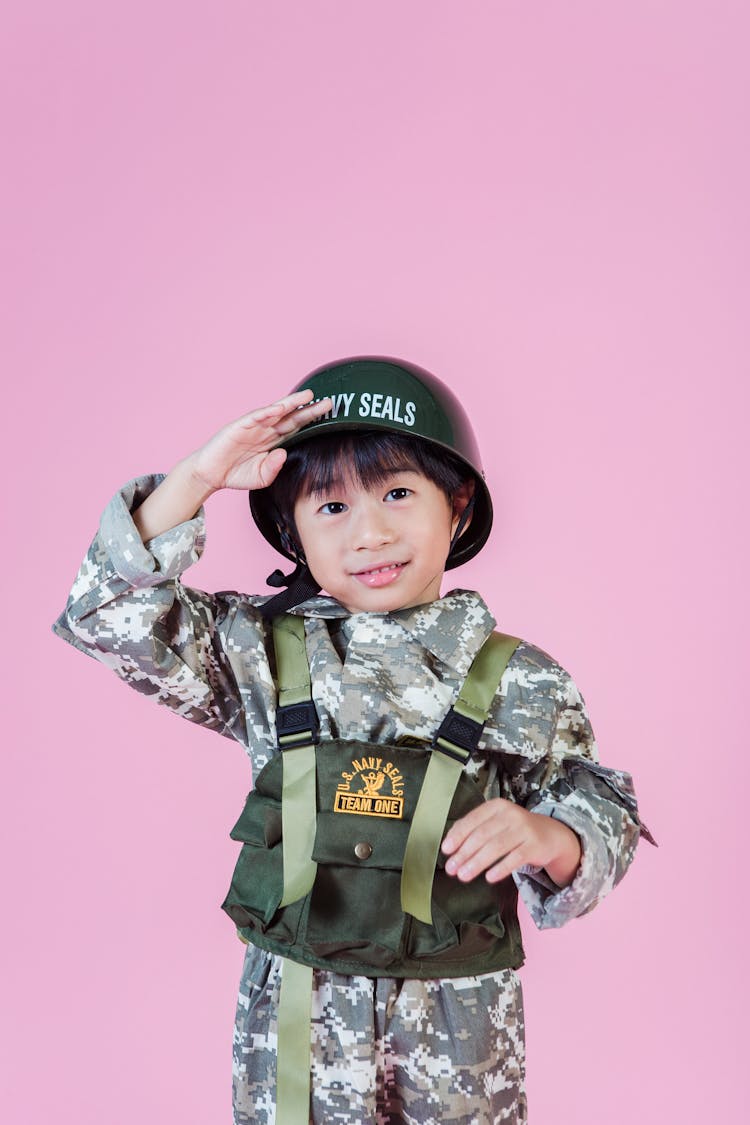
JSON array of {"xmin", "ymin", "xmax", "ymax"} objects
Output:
[
  {"xmin": 303, "ymin": 813, "xmax": 411, "ymax": 966},
  {"xmin": 222, "ymin": 791, "xmax": 285, "ymax": 931},
  {"xmin": 221, "ymin": 842, "xmax": 284, "ymax": 930},
  {"xmin": 304, "ymin": 867, "xmax": 406, "ymax": 968}
]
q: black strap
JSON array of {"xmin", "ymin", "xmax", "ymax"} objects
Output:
[{"xmin": 258, "ymin": 562, "xmax": 322, "ymax": 619}]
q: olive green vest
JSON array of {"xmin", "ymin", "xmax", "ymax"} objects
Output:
[{"xmin": 222, "ymin": 615, "xmax": 525, "ymax": 978}]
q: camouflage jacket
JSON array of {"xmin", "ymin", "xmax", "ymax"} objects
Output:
[{"xmin": 53, "ymin": 475, "xmax": 649, "ymax": 929}]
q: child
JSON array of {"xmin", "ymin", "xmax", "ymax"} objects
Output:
[{"xmin": 53, "ymin": 356, "xmax": 651, "ymax": 1125}]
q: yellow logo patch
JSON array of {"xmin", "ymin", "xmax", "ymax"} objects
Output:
[{"xmin": 334, "ymin": 756, "xmax": 405, "ymax": 818}]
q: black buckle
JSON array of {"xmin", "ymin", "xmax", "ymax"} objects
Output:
[
  {"xmin": 433, "ymin": 708, "xmax": 484, "ymax": 756},
  {"xmin": 276, "ymin": 700, "xmax": 320, "ymax": 748}
]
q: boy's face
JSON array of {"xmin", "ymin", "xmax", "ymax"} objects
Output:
[{"xmin": 293, "ymin": 469, "xmax": 471, "ymax": 614}]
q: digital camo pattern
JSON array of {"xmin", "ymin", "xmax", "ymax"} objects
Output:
[
  {"xmin": 233, "ymin": 945, "xmax": 527, "ymax": 1125},
  {"xmin": 54, "ymin": 474, "xmax": 652, "ymax": 1123}
]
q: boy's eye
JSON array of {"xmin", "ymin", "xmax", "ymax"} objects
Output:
[
  {"xmin": 385, "ymin": 487, "xmax": 412, "ymax": 501},
  {"xmin": 318, "ymin": 501, "xmax": 347, "ymax": 515}
]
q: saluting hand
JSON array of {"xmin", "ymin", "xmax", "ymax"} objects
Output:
[
  {"xmin": 441, "ymin": 799, "xmax": 582, "ymax": 889},
  {"xmin": 190, "ymin": 390, "xmax": 333, "ymax": 493},
  {"xmin": 132, "ymin": 390, "xmax": 332, "ymax": 543}
]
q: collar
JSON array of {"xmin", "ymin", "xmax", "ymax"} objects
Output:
[{"xmin": 280, "ymin": 589, "xmax": 498, "ymax": 678}]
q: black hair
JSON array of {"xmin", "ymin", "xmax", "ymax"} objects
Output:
[{"xmin": 269, "ymin": 431, "xmax": 472, "ymax": 547}]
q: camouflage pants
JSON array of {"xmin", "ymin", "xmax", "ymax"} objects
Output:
[{"xmin": 233, "ymin": 946, "xmax": 527, "ymax": 1125}]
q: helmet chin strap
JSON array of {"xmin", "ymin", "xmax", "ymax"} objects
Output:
[
  {"xmin": 448, "ymin": 494, "xmax": 475, "ymax": 559},
  {"xmin": 258, "ymin": 560, "xmax": 322, "ymax": 619},
  {"xmin": 258, "ymin": 518, "xmax": 322, "ymax": 619}
]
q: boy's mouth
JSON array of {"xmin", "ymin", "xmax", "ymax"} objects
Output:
[{"xmin": 352, "ymin": 562, "xmax": 407, "ymax": 589}]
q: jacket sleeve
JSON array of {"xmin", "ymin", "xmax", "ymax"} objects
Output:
[
  {"xmin": 52, "ymin": 475, "xmax": 254, "ymax": 746},
  {"xmin": 495, "ymin": 647, "xmax": 654, "ymax": 930}
]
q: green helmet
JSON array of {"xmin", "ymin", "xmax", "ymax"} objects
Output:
[{"xmin": 250, "ymin": 356, "xmax": 493, "ymax": 570}]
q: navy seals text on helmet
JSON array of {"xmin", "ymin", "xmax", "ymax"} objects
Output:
[{"xmin": 314, "ymin": 391, "xmax": 417, "ymax": 427}]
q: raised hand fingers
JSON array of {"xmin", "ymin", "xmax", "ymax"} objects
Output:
[
  {"xmin": 191, "ymin": 391, "xmax": 334, "ymax": 494},
  {"xmin": 241, "ymin": 391, "xmax": 332, "ymax": 437},
  {"xmin": 253, "ymin": 447, "xmax": 288, "ymax": 489}
]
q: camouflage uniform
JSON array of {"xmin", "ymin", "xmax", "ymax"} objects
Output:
[{"xmin": 54, "ymin": 476, "xmax": 648, "ymax": 1125}]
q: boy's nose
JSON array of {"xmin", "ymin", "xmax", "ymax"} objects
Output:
[{"xmin": 349, "ymin": 502, "xmax": 394, "ymax": 550}]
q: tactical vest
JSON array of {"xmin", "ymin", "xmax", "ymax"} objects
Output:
[{"xmin": 221, "ymin": 614, "xmax": 524, "ymax": 1123}]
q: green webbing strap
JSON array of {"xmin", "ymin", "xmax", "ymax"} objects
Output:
[
  {"xmin": 273, "ymin": 615, "xmax": 319, "ymax": 907},
  {"xmin": 274, "ymin": 612, "xmax": 314, "ymax": 709},
  {"xmin": 448, "ymin": 631, "xmax": 521, "ymax": 730},
  {"xmin": 401, "ymin": 631, "xmax": 520, "ymax": 924},
  {"xmin": 276, "ymin": 958, "xmax": 313, "ymax": 1125},
  {"xmin": 401, "ymin": 748, "xmax": 467, "ymax": 923}
]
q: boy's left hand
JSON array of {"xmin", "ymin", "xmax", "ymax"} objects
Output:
[{"xmin": 441, "ymin": 799, "xmax": 582, "ymax": 889}]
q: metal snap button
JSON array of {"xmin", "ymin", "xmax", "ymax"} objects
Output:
[{"xmin": 354, "ymin": 841, "xmax": 373, "ymax": 860}]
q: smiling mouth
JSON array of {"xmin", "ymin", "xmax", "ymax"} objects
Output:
[
  {"xmin": 352, "ymin": 562, "xmax": 407, "ymax": 588},
  {"xmin": 354, "ymin": 562, "xmax": 404, "ymax": 576}
]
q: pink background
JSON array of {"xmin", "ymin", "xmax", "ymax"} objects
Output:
[{"xmin": 3, "ymin": 2, "xmax": 747, "ymax": 1122}]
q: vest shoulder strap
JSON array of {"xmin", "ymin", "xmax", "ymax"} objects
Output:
[
  {"xmin": 273, "ymin": 613, "xmax": 313, "ymax": 710},
  {"xmin": 455, "ymin": 630, "xmax": 521, "ymax": 723},
  {"xmin": 401, "ymin": 629, "xmax": 520, "ymax": 923},
  {"xmin": 271, "ymin": 615, "xmax": 318, "ymax": 906},
  {"xmin": 433, "ymin": 631, "xmax": 521, "ymax": 759},
  {"xmin": 271, "ymin": 615, "xmax": 521, "ymax": 750}
]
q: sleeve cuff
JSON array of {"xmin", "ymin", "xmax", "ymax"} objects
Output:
[
  {"xmin": 99, "ymin": 475, "xmax": 206, "ymax": 588},
  {"xmin": 513, "ymin": 803, "xmax": 610, "ymax": 929}
]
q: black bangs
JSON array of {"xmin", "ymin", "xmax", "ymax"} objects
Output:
[{"xmin": 269, "ymin": 431, "xmax": 470, "ymax": 528}]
